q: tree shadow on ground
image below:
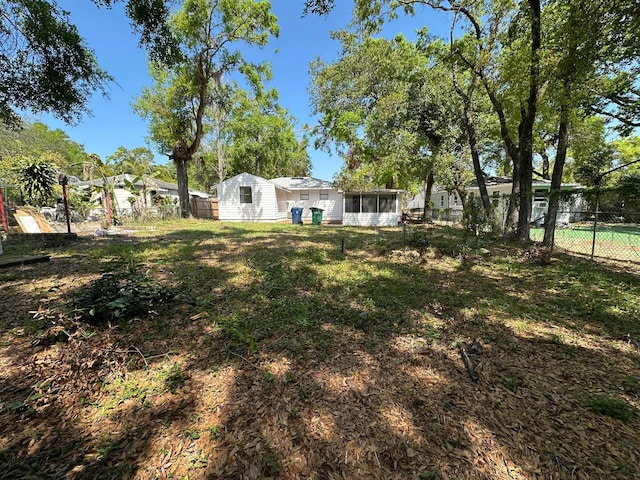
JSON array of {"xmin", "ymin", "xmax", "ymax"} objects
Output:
[{"xmin": 1, "ymin": 224, "xmax": 639, "ymax": 479}]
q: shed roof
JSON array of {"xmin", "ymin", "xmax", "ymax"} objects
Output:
[
  {"xmin": 344, "ymin": 189, "xmax": 404, "ymax": 194},
  {"xmin": 270, "ymin": 177, "xmax": 334, "ymax": 190}
]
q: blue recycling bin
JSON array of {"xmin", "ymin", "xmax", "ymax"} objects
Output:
[{"xmin": 291, "ymin": 207, "xmax": 303, "ymax": 224}]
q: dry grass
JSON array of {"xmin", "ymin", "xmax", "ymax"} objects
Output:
[{"xmin": 0, "ymin": 221, "xmax": 639, "ymax": 479}]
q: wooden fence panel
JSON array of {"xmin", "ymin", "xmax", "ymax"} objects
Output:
[{"xmin": 191, "ymin": 198, "xmax": 219, "ymax": 220}]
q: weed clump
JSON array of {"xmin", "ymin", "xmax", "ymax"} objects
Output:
[
  {"xmin": 588, "ymin": 395, "xmax": 635, "ymax": 421},
  {"xmin": 74, "ymin": 264, "xmax": 175, "ymax": 324}
]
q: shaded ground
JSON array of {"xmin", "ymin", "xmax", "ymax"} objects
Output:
[{"xmin": 0, "ymin": 221, "xmax": 639, "ymax": 479}]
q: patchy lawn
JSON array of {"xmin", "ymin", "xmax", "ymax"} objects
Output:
[{"xmin": 0, "ymin": 221, "xmax": 639, "ymax": 480}]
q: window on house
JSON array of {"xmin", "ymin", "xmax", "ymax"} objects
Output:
[
  {"xmin": 362, "ymin": 195, "xmax": 377, "ymax": 213},
  {"xmin": 345, "ymin": 194, "xmax": 361, "ymax": 213},
  {"xmin": 239, "ymin": 186, "xmax": 252, "ymax": 204},
  {"xmin": 300, "ymin": 190, "xmax": 309, "ymax": 200},
  {"xmin": 440, "ymin": 195, "xmax": 444, "ymax": 207},
  {"xmin": 492, "ymin": 191, "xmax": 499, "ymax": 208},
  {"xmin": 453, "ymin": 194, "xmax": 458, "ymax": 206},
  {"xmin": 534, "ymin": 189, "xmax": 547, "ymax": 201},
  {"xmin": 379, "ymin": 194, "xmax": 397, "ymax": 213},
  {"xmin": 319, "ymin": 190, "xmax": 329, "ymax": 200}
]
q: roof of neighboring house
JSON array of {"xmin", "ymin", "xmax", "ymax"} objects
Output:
[
  {"xmin": 270, "ymin": 177, "xmax": 335, "ymax": 190},
  {"xmin": 73, "ymin": 174, "xmax": 211, "ymax": 198},
  {"xmin": 73, "ymin": 173, "xmax": 139, "ymax": 188},
  {"xmin": 470, "ymin": 176, "xmax": 513, "ymax": 188},
  {"xmin": 469, "ymin": 176, "xmax": 581, "ymax": 189},
  {"xmin": 344, "ymin": 188, "xmax": 404, "ymax": 194}
]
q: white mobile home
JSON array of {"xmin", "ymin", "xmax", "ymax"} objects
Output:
[
  {"xmin": 467, "ymin": 177, "xmax": 582, "ymax": 226},
  {"xmin": 406, "ymin": 176, "xmax": 582, "ymax": 226}
]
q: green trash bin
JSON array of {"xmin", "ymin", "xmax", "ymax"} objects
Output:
[{"xmin": 310, "ymin": 207, "xmax": 324, "ymax": 225}]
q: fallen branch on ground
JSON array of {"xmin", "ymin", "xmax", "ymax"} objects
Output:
[{"xmin": 460, "ymin": 346, "xmax": 479, "ymax": 382}]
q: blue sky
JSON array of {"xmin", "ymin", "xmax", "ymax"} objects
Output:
[{"xmin": 39, "ymin": 1, "xmax": 452, "ymax": 181}]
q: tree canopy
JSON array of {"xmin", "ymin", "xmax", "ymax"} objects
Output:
[
  {"xmin": 134, "ymin": 0, "xmax": 280, "ymax": 217},
  {"xmin": 307, "ymin": 0, "xmax": 640, "ymax": 244},
  {"xmin": 0, "ymin": 0, "xmax": 178, "ymax": 128},
  {"xmin": 224, "ymin": 88, "xmax": 311, "ymax": 179},
  {"xmin": 310, "ymin": 31, "xmax": 463, "ymax": 194}
]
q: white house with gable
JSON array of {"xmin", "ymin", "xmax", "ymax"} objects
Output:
[
  {"xmin": 406, "ymin": 175, "xmax": 582, "ymax": 226},
  {"xmin": 217, "ymin": 173, "xmax": 404, "ymax": 226},
  {"xmin": 217, "ymin": 173, "xmax": 290, "ymax": 222},
  {"xmin": 74, "ymin": 174, "xmax": 210, "ymax": 216}
]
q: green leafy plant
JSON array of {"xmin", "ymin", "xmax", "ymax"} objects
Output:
[
  {"xmin": 588, "ymin": 395, "xmax": 635, "ymax": 421},
  {"xmin": 161, "ymin": 364, "xmax": 186, "ymax": 393},
  {"xmin": 19, "ymin": 160, "xmax": 58, "ymax": 206},
  {"xmin": 74, "ymin": 259, "xmax": 174, "ymax": 324},
  {"xmin": 463, "ymin": 200, "xmax": 498, "ymax": 237}
]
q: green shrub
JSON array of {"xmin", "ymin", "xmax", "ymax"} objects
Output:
[
  {"xmin": 74, "ymin": 263, "xmax": 174, "ymax": 324},
  {"xmin": 588, "ymin": 395, "xmax": 635, "ymax": 421}
]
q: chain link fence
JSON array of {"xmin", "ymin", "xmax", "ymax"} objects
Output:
[
  {"xmin": 530, "ymin": 210, "xmax": 640, "ymax": 263},
  {"xmin": 415, "ymin": 205, "xmax": 639, "ymax": 263}
]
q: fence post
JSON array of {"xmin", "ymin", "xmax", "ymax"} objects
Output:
[{"xmin": 590, "ymin": 200, "xmax": 599, "ymax": 260}]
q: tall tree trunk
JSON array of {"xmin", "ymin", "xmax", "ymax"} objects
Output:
[
  {"xmin": 543, "ymin": 105, "xmax": 569, "ymax": 248},
  {"xmin": 517, "ymin": 109, "xmax": 534, "ymax": 240},
  {"xmin": 422, "ymin": 171, "xmax": 434, "ymax": 222},
  {"xmin": 451, "ymin": 63, "xmax": 491, "ymax": 215},
  {"xmin": 174, "ymin": 156, "xmax": 191, "ymax": 218},
  {"xmin": 171, "ymin": 141, "xmax": 192, "ymax": 218},
  {"xmin": 464, "ymin": 100, "xmax": 491, "ymax": 213},
  {"xmin": 506, "ymin": 158, "xmax": 521, "ymax": 232},
  {"xmin": 516, "ymin": 0, "xmax": 542, "ymax": 242}
]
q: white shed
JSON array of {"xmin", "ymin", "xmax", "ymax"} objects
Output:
[{"xmin": 217, "ymin": 173, "xmax": 290, "ymax": 222}]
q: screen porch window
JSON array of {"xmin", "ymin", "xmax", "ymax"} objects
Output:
[
  {"xmin": 345, "ymin": 195, "xmax": 360, "ymax": 213},
  {"xmin": 362, "ymin": 195, "xmax": 377, "ymax": 213},
  {"xmin": 345, "ymin": 194, "xmax": 397, "ymax": 213},
  {"xmin": 378, "ymin": 194, "xmax": 397, "ymax": 212},
  {"xmin": 239, "ymin": 186, "xmax": 252, "ymax": 203}
]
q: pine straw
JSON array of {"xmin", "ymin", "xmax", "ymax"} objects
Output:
[{"xmin": 0, "ymin": 227, "xmax": 639, "ymax": 480}]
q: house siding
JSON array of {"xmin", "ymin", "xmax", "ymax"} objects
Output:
[
  {"xmin": 342, "ymin": 212, "xmax": 400, "ymax": 226},
  {"xmin": 112, "ymin": 188, "xmax": 136, "ymax": 212},
  {"xmin": 284, "ymin": 189, "xmax": 343, "ymax": 222},
  {"xmin": 218, "ymin": 173, "xmax": 284, "ymax": 222}
]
